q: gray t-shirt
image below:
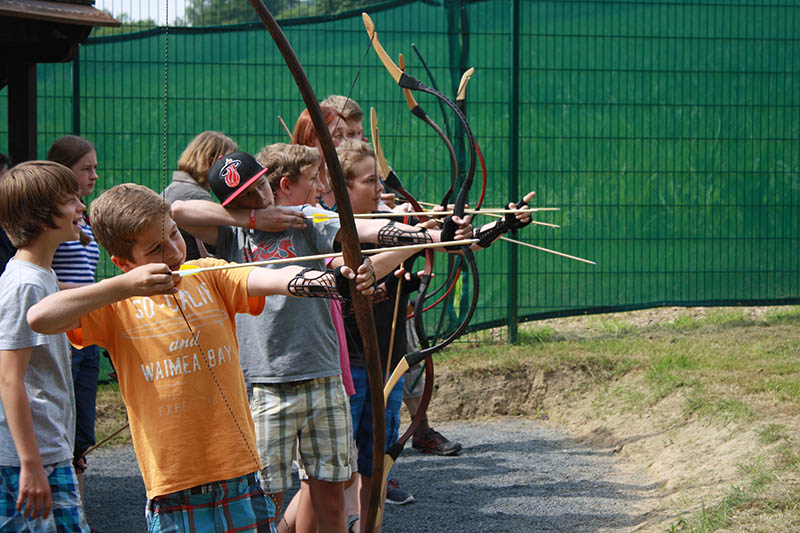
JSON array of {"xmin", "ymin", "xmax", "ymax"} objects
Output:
[
  {"xmin": 0, "ymin": 259, "xmax": 75, "ymax": 466},
  {"xmin": 215, "ymin": 205, "xmax": 341, "ymax": 383}
]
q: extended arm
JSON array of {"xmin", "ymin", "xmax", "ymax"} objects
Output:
[
  {"xmin": 0, "ymin": 348, "xmax": 51, "ymax": 519},
  {"xmin": 350, "ymin": 216, "xmax": 473, "ymax": 247},
  {"xmin": 170, "ymin": 200, "xmax": 306, "ymax": 246},
  {"xmin": 472, "ymin": 192, "xmax": 536, "ymax": 249},
  {"xmin": 27, "ymin": 264, "xmax": 179, "ymax": 334},
  {"xmin": 330, "ymin": 248, "xmax": 416, "ymax": 280},
  {"xmin": 247, "ymin": 261, "xmax": 375, "ymax": 299}
]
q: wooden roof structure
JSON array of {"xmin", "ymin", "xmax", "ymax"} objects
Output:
[{"xmin": 1, "ymin": 0, "xmax": 120, "ymax": 163}]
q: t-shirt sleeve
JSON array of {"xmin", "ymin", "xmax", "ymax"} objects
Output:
[
  {"xmin": 68, "ymin": 305, "xmax": 115, "ymax": 350},
  {"xmin": 302, "ymin": 206, "xmax": 340, "ymax": 253},
  {"xmin": 197, "ymin": 259, "xmax": 265, "ymax": 317},
  {"xmin": 0, "ymin": 280, "xmax": 50, "ymax": 351}
]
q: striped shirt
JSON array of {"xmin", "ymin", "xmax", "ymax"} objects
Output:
[{"xmin": 52, "ymin": 222, "xmax": 100, "ymax": 284}]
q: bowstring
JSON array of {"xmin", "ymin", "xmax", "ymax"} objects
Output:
[
  {"xmin": 159, "ymin": 0, "xmax": 260, "ymax": 471},
  {"xmin": 300, "ymin": 30, "xmax": 374, "ymax": 209}
]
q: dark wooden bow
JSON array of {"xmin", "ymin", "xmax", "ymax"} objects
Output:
[{"xmin": 246, "ymin": 2, "xmax": 386, "ymax": 530}]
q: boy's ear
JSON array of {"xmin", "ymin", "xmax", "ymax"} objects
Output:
[
  {"xmin": 279, "ymin": 176, "xmax": 292, "ymax": 194},
  {"xmin": 111, "ymin": 254, "xmax": 134, "ymax": 273}
]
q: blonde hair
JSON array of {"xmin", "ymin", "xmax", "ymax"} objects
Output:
[
  {"xmin": 0, "ymin": 161, "xmax": 80, "ymax": 248},
  {"xmin": 255, "ymin": 143, "xmax": 321, "ymax": 192},
  {"xmin": 177, "ymin": 131, "xmax": 237, "ymax": 187},
  {"xmin": 90, "ymin": 183, "xmax": 169, "ymax": 261},
  {"xmin": 336, "ymin": 140, "xmax": 375, "ymax": 187},
  {"xmin": 320, "ymin": 95, "xmax": 364, "ymax": 122}
]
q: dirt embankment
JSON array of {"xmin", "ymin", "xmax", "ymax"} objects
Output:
[{"xmin": 428, "ymin": 364, "xmax": 795, "ymax": 531}]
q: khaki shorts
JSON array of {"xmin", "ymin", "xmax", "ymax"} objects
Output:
[{"xmin": 250, "ymin": 376, "xmax": 353, "ymax": 493}]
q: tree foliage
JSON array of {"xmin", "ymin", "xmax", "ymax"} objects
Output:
[
  {"xmin": 91, "ymin": 0, "xmax": 383, "ymax": 36},
  {"xmin": 182, "ymin": 0, "xmax": 378, "ymax": 25}
]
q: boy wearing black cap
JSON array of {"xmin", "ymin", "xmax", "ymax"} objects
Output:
[{"xmin": 171, "ymin": 146, "xmax": 473, "ymax": 531}]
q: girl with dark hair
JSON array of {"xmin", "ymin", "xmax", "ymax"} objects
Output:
[{"xmin": 47, "ymin": 135, "xmax": 101, "ymax": 525}]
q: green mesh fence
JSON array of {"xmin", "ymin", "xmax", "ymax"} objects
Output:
[{"xmin": 1, "ymin": 0, "xmax": 798, "ymax": 340}]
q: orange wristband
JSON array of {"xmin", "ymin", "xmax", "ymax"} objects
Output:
[{"xmin": 249, "ymin": 209, "xmax": 256, "ymax": 231}]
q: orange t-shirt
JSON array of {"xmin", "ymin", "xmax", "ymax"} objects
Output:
[{"xmin": 68, "ymin": 259, "xmax": 264, "ymax": 498}]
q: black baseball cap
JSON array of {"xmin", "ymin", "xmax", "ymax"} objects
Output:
[{"xmin": 208, "ymin": 151, "xmax": 268, "ymax": 207}]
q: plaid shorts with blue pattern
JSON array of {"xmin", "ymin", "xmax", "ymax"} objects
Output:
[
  {"xmin": 145, "ymin": 472, "xmax": 277, "ymax": 533},
  {"xmin": 0, "ymin": 459, "xmax": 89, "ymax": 532}
]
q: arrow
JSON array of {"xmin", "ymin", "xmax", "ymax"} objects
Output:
[
  {"xmin": 499, "ymin": 236, "xmax": 596, "ymax": 265},
  {"xmin": 278, "ymin": 115, "xmax": 292, "ymax": 138},
  {"xmin": 175, "ymin": 239, "xmax": 480, "ymax": 277},
  {"xmin": 306, "ymin": 207, "xmax": 557, "ymax": 222}
]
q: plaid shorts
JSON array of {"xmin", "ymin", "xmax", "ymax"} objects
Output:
[
  {"xmin": 145, "ymin": 472, "xmax": 276, "ymax": 533},
  {"xmin": 251, "ymin": 376, "xmax": 353, "ymax": 493},
  {"xmin": 0, "ymin": 460, "xmax": 89, "ymax": 532}
]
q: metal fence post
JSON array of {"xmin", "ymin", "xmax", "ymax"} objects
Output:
[
  {"xmin": 508, "ymin": 0, "xmax": 520, "ymax": 343},
  {"xmin": 72, "ymin": 55, "xmax": 80, "ymax": 135}
]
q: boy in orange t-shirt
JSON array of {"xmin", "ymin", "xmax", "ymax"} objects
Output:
[{"xmin": 27, "ymin": 183, "xmax": 375, "ymax": 533}]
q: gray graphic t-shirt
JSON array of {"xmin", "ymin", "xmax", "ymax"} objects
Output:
[
  {"xmin": 215, "ymin": 205, "xmax": 342, "ymax": 383},
  {"xmin": 0, "ymin": 259, "xmax": 74, "ymax": 466}
]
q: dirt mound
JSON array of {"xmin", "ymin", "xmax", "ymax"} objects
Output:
[{"xmin": 427, "ymin": 364, "xmax": 790, "ymax": 531}]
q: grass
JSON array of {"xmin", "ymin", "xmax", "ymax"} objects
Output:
[
  {"xmin": 94, "ymin": 382, "xmax": 130, "ymax": 447},
  {"xmin": 439, "ymin": 306, "xmax": 800, "ymax": 531}
]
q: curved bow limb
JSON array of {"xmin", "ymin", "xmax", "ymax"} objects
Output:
[
  {"xmin": 369, "ymin": 106, "xmax": 434, "ymax": 350},
  {"xmin": 372, "ymin": 349, "xmax": 434, "ymax": 527},
  {"xmin": 398, "ymin": 52, "xmax": 458, "ymax": 207},
  {"xmin": 364, "ymin": 12, "xmax": 482, "ymax": 353},
  {"xmin": 457, "ymin": 67, "xmax": 475, "ymax": 101},
  {"xmin": 246, "ymin": 2, "xmax": 385, "ymax": 530},
  {"xmin": 363, "ymin": 12, "xmax": 477, "ymax": 220}
]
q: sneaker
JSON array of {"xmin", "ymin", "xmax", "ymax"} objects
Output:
[
  {"xmin": 412, "ymin": 428, "xmax": 462, "ymax": 456},
  {"xmin": 385, "ymin": 478, "xmax": 415, "ymax": 505}
]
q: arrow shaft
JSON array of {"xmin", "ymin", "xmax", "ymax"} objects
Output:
[
  {"xmin": 176, "ymin": 239, "xmax": 479, "ymax": 276},
  {"xmin": 500, "ymin": 236, "xmax": 595, "ymax": 265}
]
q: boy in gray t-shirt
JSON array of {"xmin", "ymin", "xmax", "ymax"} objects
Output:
[{"xmin": 0, "ymin": 161, "xmax": 90, "ymax": 531}]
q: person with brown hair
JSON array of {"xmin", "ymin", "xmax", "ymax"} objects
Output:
[
  {"xmin": 0, "ymin": 160, "xmax": 90, "ymax": 531},
  {"xmin": 320, "ymin": 95, "xmax": 366, "ymax": 142},
  {"xmin": 46, "ymin": 136, "xmax": 103, "ymax": 523}
]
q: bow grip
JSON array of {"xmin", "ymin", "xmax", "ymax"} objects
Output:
[{"xmin": 440, "ymin": 216, "xmax": 462, "ymax": 251}]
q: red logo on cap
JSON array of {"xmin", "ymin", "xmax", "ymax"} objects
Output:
[{"xmin": 220, "ymin": 158, "xmax": 241, "ymax": 188}]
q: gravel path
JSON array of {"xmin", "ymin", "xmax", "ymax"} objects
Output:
[{"xmin": 83, "ymin": 419, "xmax": 656, "ymax": 532}]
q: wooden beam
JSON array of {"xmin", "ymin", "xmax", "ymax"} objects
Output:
[{"xmin": 8, "ymin": 63, "xmax": 37, "ymax": 164}]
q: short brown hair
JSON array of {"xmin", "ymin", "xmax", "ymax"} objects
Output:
[
  {"xmin": 91, "ymin": 183, "xmax": 169, "ymax": 261},
  {"xmin": 255, "ymin": 143, "xmax": 321, "ymax": 192},
  {"xmin": 178, "ymin": 131, "xmax": 237, "ymax": 187},
  {"xmin": 336, "ymin": 140, "xmax": 375, "ymax": 187},
  {"xmin": 321, "ymin": 95, "xmax": 364, "ymax": 122},
  {"xmin": 0, "ymin": 161, "xmax": 79, "ymax": 248}
]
